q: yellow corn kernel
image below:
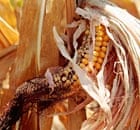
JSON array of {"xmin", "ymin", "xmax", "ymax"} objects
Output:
[
  {"xmin": 101, "ymin": 46, "xmax": 107, "ymax": 52},
  {"xmin": 95, "ymin": 25, "xmax": 105, "ymax": 31},
  {"xmin": 64, "ymin": 70, "xmax": 69, "ymax": 75},
  {"xmin": 96, "ymin": 36, "xmax": 103, "ymax": 41},
  {"xmin": 80, "ymin": 63, "xmax": 85, "ymax": 68},
  {"xmin": 94, "ymin": 46, "xmax": 100, "ymax": 51},
  {"xmin": 102, "ymin": 41, "xmax": 108, "ymax": 46},
  {"xmin": 96, "ymin": 31, "xmax": 104, "ymax": 36},
  {"xmin": 93, "ymin": 56, "xmax": 98, "ymax": 62},
  {"xmin": 93, "ymin": 51, "xmax": 99, "ymax": 57},
  {"xmin": 95, "ymin": 41, "xmax": 102, "ymax": 47},
  {"xmin": 99, "ymin": 52, "xmax": 105, "ymax": 58},
  {"xmin": 73, "ymin": 74, "xmax": 78, "ymax": 81},
  {"xmin": 91, "ymin": 24, "xmax": 109, "ymax": 72},
  {"xmin": 94, "ymin": 62, "xmax": 101, "ymax": 70},
  {"xmin": 97, "ymin": 57, "xmax": 103, "ymax": 64},
  {"xmin": 65, "ymin": 80, "xmax": 71, "ymax": 86},
  {"xmin": 82, "ymin": 58, "xmax": 88, "ymax": 65},
  {"xmin": 103, "ymin": 35, "xmax": 109, "ymax": 42}
]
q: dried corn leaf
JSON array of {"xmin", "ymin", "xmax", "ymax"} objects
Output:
[
  {"xmin": 110, "ymin": 0, "xmax": 139, "ymax": 18},
  {"xmin": 8, "ymin": 0, "xmax": 66, "ymax": 129},
  {"xmin": 0, "ymin": 17, "xmax": 19, "ymax": 47},
  {"xmin": 0, "ymin": 0, "xmax": 17, "ymax": 28}
]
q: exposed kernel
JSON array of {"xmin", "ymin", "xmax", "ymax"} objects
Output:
[
  {"xmin": 95, "ymin": 25, "xmax": 105, "ymax": 31},
  {"xmin": 67, "ymin": 68, "xmax": 72, "ymax": 73},
  {"xmin": 93, "ymin": 51, "xmax": 99, "ymax": 57},
  {"xmin": 103, "ymin": 35, "xmax": 109, "ymax": 42},
  {"xmin": 80, "ymin": 63, "xmax": 85, "ymax": 68},
  {"xmin": 95, "ymin": 41, "xmax": 102, "ymax": 47},
  {"xmin": 97, "ymin": 57, "xmax": 103, "ymax": 64},
  {"xmin": 99, "ymin": 52, "xmax": 106, "ymax": 58},
  {"xmin": 95, "ymin": 62, "xmax": 101, "ymax": 70},
  {"xmin": 102, "ymin": 41, "xmax": 108, "ymax": 46},
  {"xmin": 101, "ymin": 46, "xmax": 107, "ymax": 52},
  {"xmin": 93, "ymin": 56, "xmax": 98, "ymax": 62},
  {"xmin": 74, "ymin": 80, "xmax": 80, "ymax": 86},
  {"xmin": 55, "ymin": 75, "xmax": 60, "ymax": 81},
  {"xmin": 94, "ymin": 46, "xmax": 100, "ymax": 51},
  {"xmin": 96, "ymin": 36, "xmax": 103, "ymax": 41},
  {"xmin": 82, "ymin": 58, "xmax": 88, "ymax": 65},
  {"xmin": 73, "ymin": 74, "xmax": 78, "ymax": 81},
  {"xmin": 65, "ymin": 80, "xmax": 71, "ymax": 86},
  {"xmin": 96, "ymin": 31, "xmax": 104, "ymax": 36},
  {"xmin": 64, "ymin": 70, "xmax": 68, "ymax": 75}
]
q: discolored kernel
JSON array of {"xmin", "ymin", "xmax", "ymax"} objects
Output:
[
  {"xmin": 73, "ymin": 74, "xmax": 78, "ymax": 81},
  {"xmin": 65, "ymin": 80, "xmax": 71, "ymax": 86},
  {"xmin": 87, "ymin": 37, "xmax": 91, "ymax": 43},
  {"xmin": 85, "ymin": 29, "xmax": 90, "ymax": 35},
  {"xmin": 73, "ymin": 79, "xmax": 80, "ymax": 86},
  {"xmin": 80, "ymin": 63, "xmax": 85, "ymax": 68},
  {"xmin": 84, "ymin": 54, "xmax": 89, "ymax": 59},
  {"xmin": 64, "ymin": 70, "xmax": 69, "ymax": 75},
  {"xmin": 62, "ymin": 76, "xmax": 67, "ymax": 82}
]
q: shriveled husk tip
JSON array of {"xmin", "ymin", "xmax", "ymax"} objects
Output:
[{"xmin": 53, "ymin": 0, "xmax": 140, "ymax": 129}]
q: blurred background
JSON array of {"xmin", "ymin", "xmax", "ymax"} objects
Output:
[{"xmin": 0, "ymin": 0, "xmax": 139, "ymax": 50}]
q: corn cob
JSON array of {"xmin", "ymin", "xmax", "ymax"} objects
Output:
[
  {"xmin": 0, "ymin": 24, "xmax": 110, "ymax": 129},
  {"xmin": 77, "ymin": 24, "xmax": 109, "ymax": 73},
  {"xmin": 46, "ymin": 24, "xmax": 110, "ymax": 96}
]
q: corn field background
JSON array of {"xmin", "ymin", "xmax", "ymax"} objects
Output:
[{"xmin": 0, "ymin": 0, "xmax": 140, "ymax": 130}]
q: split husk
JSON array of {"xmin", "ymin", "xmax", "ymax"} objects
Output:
[{"xmin": 53, "ymin": 0, "xmax": 140, "ymax": 129}]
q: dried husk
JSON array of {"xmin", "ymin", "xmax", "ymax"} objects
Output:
[
  {"xmin": 110, "ymin": 0, "xmax": 139, "ymax": 18},
  {"xmin": 53, "ymin": 0, "xmax": 140, "ymax": 129}
]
